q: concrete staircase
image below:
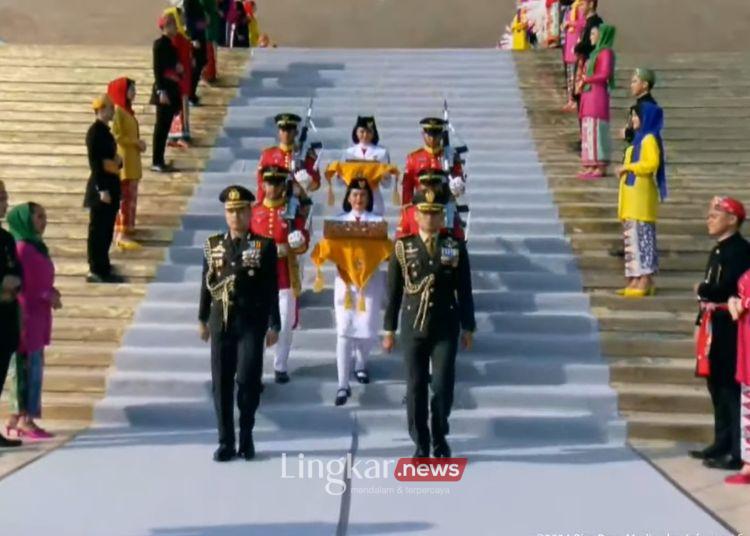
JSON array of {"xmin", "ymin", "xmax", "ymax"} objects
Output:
[
  {"xmin": 92, "ymin": 48, "xmax": 625, "ymax": 453},
  {"xmin": 0, "ymin": 45, "xmax": 248, "ymax": 423},
  {"xmin": 515, "ymin": 50, "xmax": 750, "ymax": 442},
  {"xmin": 0, "ymin": 49, "xmax": 736, "ymax": 536}
]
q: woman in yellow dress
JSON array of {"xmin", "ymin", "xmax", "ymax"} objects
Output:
[
  {"xmin": 616, "ymin": 102, "xmax": 667, "ymax": 298},
  {"xmin": 107, "ymin": 78, "xmax": 146, "ymax": 251},
  {"xmin": 511, "ymin": 8, "xmax": 531, "ymax": 51}
]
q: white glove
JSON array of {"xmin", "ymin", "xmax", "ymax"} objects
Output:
[
  {"xmin": 449, "ymin": 176, "xmax": 466, "ymax": 197},
  {"xmin": 287, "ymin": 230, "xmax": 306, "ymax": 250},
  {"xmin": 294, "ymin": 169, "xmax": 312, "ymax": 191}
]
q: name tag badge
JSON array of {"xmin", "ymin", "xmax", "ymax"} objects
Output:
[{"xmin": 441, "ymin": 246, "xmax": 459, "ymax": 267}]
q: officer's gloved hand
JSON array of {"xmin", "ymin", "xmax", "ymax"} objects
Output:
[
  {"xmin": 449, "ymin": 176, "xmax": 466, "ymax": 197},
  {"xmin": 287, "ymin": 230, "xmax": 306, "ymax": 251},
  {"xmin": 294, "ymin": 169, "xmax": 312, "ymax": 191}
]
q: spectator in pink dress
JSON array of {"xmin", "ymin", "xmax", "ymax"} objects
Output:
[
  {"xmin": 578, "ymin": 24, "xmax": 615, "ymax": 180},
  {"xmin": 561, "ymin": 0, "xmax": 586, "ymax": 112},
  {"xmin": 4, "ymin": 202, "xmax": 61, "ymax": 441},
  {"xmin": 727, "ymin": 269, "xmax": 750, "ymax": 483}
]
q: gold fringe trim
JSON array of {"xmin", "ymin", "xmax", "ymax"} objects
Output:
[
  {"xmin": 391, "ymin": 174, "xmax": 401, "ymax": 206},
  {"xmin": 327, "ymin": 179, "xmax": 335, "ymax": 207},
  {"xmin": 313, "ymin": 265, "xmax": 325, "ymax": 293}
]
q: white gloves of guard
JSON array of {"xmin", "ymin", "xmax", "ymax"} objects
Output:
[
  {"xmin": 294, "ymin": 169, "xmax": 313, "ymax": 191},
  {"xmin": 287, "ymin": 230, "xmax": 306, "ymax": 250},
  {"xmin": 449, "ymin": 176, "xmax": 466, "ymax": 197}
]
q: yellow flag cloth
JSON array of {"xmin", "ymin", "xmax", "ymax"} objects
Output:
[
  {"xmin": 163, "ymin": 7, "xmax": 188, "ymax": 37},
  {"xmin": 310, "ymin": 236, "xmax": 394, "ymax": 310},
  {"xmin": 324, "ymin": 161, "xmax": 400, "ymax": 207}
]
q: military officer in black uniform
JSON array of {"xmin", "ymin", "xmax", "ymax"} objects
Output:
[
  {"xmin": 0, "ymin": 180, "xmax": 23, "ymax": 448},
  {"xmin": 198, "ymin": 185, "xmax": 281, "ymax": 462},
  {"xmin": 383, "ymin": 189, "xmax": 476, "ymax": 458}
]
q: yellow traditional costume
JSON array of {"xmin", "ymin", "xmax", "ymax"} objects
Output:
[
  {"xmin": 311, "ymin": 175, "xmax": 394, "ymax": 397},
  {"xmin": 325, "ymin": 160, "xmax": 400, "ymax": 211}
]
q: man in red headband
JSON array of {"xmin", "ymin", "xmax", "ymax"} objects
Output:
[{"xmin": 690, "ymin": 196, "xmax": 750, "ymax": 470}]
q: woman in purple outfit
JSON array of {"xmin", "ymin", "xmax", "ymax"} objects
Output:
[
  {"xmin": 577, "ymin": 24, "xmax": 616, "ymax": 179},
  {"xmin": 4, "ymin": 202, "xmax": 62, "ymax": 441}
]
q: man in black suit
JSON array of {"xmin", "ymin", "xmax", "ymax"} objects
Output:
[
  {"xmin": 199, "ymin": 185, "xmax": 281, "ymax": 462},
  {"xmin": 691, "ymin": 197, "xmax": 750, "ymax": 471},
  {"xmin": 0, "ymin": 180, "xmax": 22, "ymax": 448},
  {"xmin": 151, "ymin": 12, "xmax": 183, "ymax": 173},
  {"xmin": 383, "ymin": 190, "xmax": 476, "ymax": 459}
]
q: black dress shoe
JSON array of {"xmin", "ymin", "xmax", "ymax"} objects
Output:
[
  {"xmin": 238, "ymin": 438, "xmax": 255, "ymax": 460},
  {"xmin": 412, "ymin": 446, "xmax": 430, "ymax": 458},
  {"xmin": 213, "ymin": 445, "xmax": 236, "ymax": 462},
  {"xmin": 689, "ymin": 446, "xmax": 723, "ymax": 460},
  {"xmin": 355, "ymin": 370, "xmax": 370, "ymax": 384},
  {"xmin": 150, "ymin": 163, "xmax": 178, "ymax": 173},
  {"xmin": 703, "ymin": 455, "xmax": 743, "ymax": 471},
  {"xmin": 433, "ymin": 440, "xmax": 451, "ymax": 458},
  {"xmin": 335, "ymin": 387, "xmax": 351, "ymax": 406},
  {"xmin": 274, "ymin": 371, "xmax": 290, "ymax": 384},
  {"xmin": 0, "ymin": 435, "xmax": 22, "ymax": 448},
  {"xmin": 608, "ymin": 245, "xmax": 625, "ymax": 258},
  {"xmin": 102, "ymin": 273, "xmax": 126, "ymax": 284},
  {"xmin": 86, "ymin": 272, "xmax": 126, "ymax": 284}
]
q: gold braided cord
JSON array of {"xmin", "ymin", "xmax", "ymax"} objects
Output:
[
  {"xmin": 203, "ymin": 236, "xmax": 236, "ymax": 326},
  {"xmin": 395, "ymin": 240, "xmax": 435, "ymax": 332}
]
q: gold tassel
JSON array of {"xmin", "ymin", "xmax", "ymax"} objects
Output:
[
  {"xmin": 344, "ymin": 289, "xmax": 353, "ymax": 310},
  {"xmin": 357, "ymin": 290, "xmax": 366, "ymax": 312},
  {"xmin": 391, "ymin": 174, "xmax": 401, "ymax": 206},
  {"xmin": 327, "ymin": 179, "xmax": 335, "ymax": 207},
  {"xmin": 313, "ymin": 265, "xmax": 325, "ymax": 293}
]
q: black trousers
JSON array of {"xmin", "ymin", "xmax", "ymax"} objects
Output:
[
  {"xmin": 191, "ymin": 39, "xmax": 208, "ymax": 98},
  {"xmin": 152, "ymin": 103, "xmax": 179, "ymax": 167},
  {"xmin": 401, "ymin": 332, "xmax": 458, "ymax": 450},
  {"xmin": 707, "ymin": 378, "xmax": 741, "ymax": 460},
  {"xmin": 0, "ymin": 347, "xmax": 13, "ymax": 401},
  {"xmin": 210, "ymin": 321, "xmax": 265, "ymax": 449},
  {"xmin": 87, "ymin": 201, "xmax": 119, "ymax": 276}
]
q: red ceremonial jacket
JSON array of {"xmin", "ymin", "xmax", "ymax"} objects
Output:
[
  {"xmin": 396, "ymin": 205, "xmax": 465, "ymax": 240},
  {"xmin": 250, "ymin": 199, "xmax": 309, "ymax": 293},
  {"xmin": 255, "ymin": 144, "xmax": 321, "ymax": 203},
  {"xmin": 402, "ymin": 147, "xmax": 464, "ymax": 205}
]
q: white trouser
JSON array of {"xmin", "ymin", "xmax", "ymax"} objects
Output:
[
  {"xmin": 273, "ymin": 288, "xmax": 296, "ymax": 372},
  {"xmin": 336, "ymin": 336, "xmax": 374, "ymax": 389}
]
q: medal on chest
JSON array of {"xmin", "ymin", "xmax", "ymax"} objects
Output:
[
  {"xmin": 440, "ymin": 238, "xmax": 460, "ymax": 267},
  {"xmin": 242, "ymin": 240, "xmax": 262, "ymax": 275},
  {"xmin": 210, "ymin": 242, "xmax": 226, "ymax": 270}
]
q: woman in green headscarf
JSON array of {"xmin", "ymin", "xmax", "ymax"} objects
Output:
[
  {"xmin": 578, "ymin": 24, "xmax": 616, "ymax": 179},
  {"xmin": 4, "ymin": 202, "xmax": 61, "ymax": 441}
]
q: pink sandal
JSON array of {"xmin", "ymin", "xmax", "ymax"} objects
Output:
[
  {"xmin": 19, "ymin": 426, "xmax": 54, "ymax": 441},
  {"xmin": 577, "ymin": 170, "xmax": 603, "ymax": 180},
  {"xmin": 726, "ymin": 473, "xmax": 750, "ymax": 485},
  {"xmin": 4, "ymin": 425, "xmax": 21, "ymax": 440}
]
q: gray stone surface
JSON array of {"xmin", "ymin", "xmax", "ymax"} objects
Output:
[{"xmin": 0, "ymin": 49, "xmax": 731, "ymax": 535}]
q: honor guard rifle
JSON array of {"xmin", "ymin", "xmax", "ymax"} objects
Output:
[
  {"xmin": 442, "ymin": 99, "xmax": 470, "ymax": 233},
  {"xmin": 284, "ymin": 97, "xmax": 322, "ymax": 220}
]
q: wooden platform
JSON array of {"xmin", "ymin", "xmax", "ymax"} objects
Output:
[
  {"xmin": 0, "ymin": 45, "xmax": 248, "ymax": 425},
  {"xmin": 515, "ymin": 51, "xmax": 750, "ymax": 442}
]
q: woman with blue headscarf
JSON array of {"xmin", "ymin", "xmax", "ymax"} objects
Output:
[{"xmin": 616, "ymin": 101, "xmax": 667, "ymax": 298}]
